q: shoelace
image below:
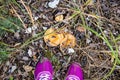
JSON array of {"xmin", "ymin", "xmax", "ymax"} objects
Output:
[
  {"xmin": 36, "ymin": 71, "xmax": 51, "ymax": 80},
  {"xmin": 66, "ymin": 75, "xmax": 80, "ymax": 80}
]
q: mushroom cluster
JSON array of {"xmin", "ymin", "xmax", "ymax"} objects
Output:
[{"xmin": 44, "ymin": 28, "xmax": 76, "ymax": 48}]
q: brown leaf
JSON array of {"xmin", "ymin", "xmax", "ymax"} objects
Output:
[
  {"xmin": 23, "ymin": 65, "xmax": 33, "ymax": 72},
  {"xmin": 55, "ymin": 15, "xmax": 64, "ymax": 21},
  {"xmin": 76, "ymin": 26, "xmax": 86, "ymax": 32}
]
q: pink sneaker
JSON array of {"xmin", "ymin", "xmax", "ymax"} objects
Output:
[
  {"xmin": 66, "ymin": 63, "xmax": 83, "ymax": 80},
  {"xmin": 34, "ymin": 58, "xmax": 53, "ymax": 80}
]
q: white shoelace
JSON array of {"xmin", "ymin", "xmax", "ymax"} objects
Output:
[
  {"xmin": 66, "ymin": 75, "xmax": 80, "ymax": 80},
  {"xmin": 36, "ymin": 71, "xmax": 51, "ymax": 80}
]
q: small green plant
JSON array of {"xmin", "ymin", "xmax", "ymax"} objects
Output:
[
  {"xmin": 9, "ymin": 76, "xmax": 14, "ymax": 80},
  {"xmin": 0, "ymin": 45, "xmax": 9, "ymax": 64},
  {"xmin": 0, "ymin": 0, "xmax": 23, "ymax": 36},
  {"xmin": 0, "ymin": 16, "xmax": 23, "ymax": 36},
  {"xmin": 0, "ymin": 1, "xmax": 23, "ymax": 63}
]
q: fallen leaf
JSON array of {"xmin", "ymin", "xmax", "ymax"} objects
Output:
[
  {"xmin": 76, "ymin": 26, "xmax": 86, "ymax": 32},
  {"xmin": 33, "ymin": 55, "xmax": 37, "ymax": 61},
  {"xmin": 42, "ymin": 27, "xmax": 47, "ymax": 30},
  {"xmin": 25, "ymin": 27, "xmax": 32, "ymax": 33},
  {"xmin": 55, "ymin": 15, "xmax": 64, "ymax": 21},
  {"xmin": 10, "ymin": 66, "xmax": 17, "ymax": 73},
  {"xmin": 22, "ymin": 56, "xmax": 29, "ymax": 61},
  {"xmin": 14, "ymin": 31, "xmax": 20, "ymax": 39},
  {"xmin": 6, "ymin": 61, "xmax": 10, "ymax": 66},
  {"xmin": 28, "ymin": 48, "xmax": 33, "ymax": 57},
  {"xmin": 25, "ymin": 24, "xmax": 38, "ymax": 34},
  {"xmin": 68, "ymin": 48, "xmax": 75, "ymax": 53},
  {"xmin": 86, "ymin": 38, "xmax": 91, "ymax": 44},
  {"xmin": 23, "ymin": 65, "xmax": 33, "ymax": 72},
  {"xmin": 48, "ymin": 0, "xmax": 60, "ymax": 8},
  {"xmin": 84, "ymin": 0, "xmax": 94, "ymax": 6}
]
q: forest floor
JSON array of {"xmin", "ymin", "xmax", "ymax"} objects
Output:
[{"xmin": 0, "ymin": 0, "xmax": 120, "ymax": 80}]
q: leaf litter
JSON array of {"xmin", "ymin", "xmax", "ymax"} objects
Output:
[{"xmin": 0, "ymin": 0, "xmax": 120, "ymax": 80}]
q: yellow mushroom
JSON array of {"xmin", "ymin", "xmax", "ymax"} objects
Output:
[
  {"xmin": 44, "ymin": 28, "xmax": 64, "ymax": 47},
  {"xmin": 60, "ymin": 33, "xmax": 76, "ymax": 48},
  {"xmin": 44, "ymin": 28, "xmax": 76, "ymax": 47}
]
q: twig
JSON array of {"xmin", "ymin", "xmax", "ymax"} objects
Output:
[
  {"xmin": 11, "ymin": 5, "xmax": 26, "ymax": 28},
  {"xmin": 20, "ymin": 0, "xmax": 34, "ymax": 26}
]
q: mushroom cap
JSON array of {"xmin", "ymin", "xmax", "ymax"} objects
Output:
[
  {"xmin": 44, "ymin": 28, "xmax": 64, "ymax": 47},
  {"xmin": 44, "ymin": 28, "xmax": 76, "ymax": 47},
  {"xmin": 60, "ymin": 33, "xmax": 76, "ymax": 48}
]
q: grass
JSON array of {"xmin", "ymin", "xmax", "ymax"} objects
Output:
[
  {"xmin": 74, "ymin": 8, "xmax": 120, "ymax": 79},
  {"xmin": 63, "ymin": 0, "xmax": 120, "ymax": 78},
  {"xmin": 0, "ymin": 0, "xmax": 37, "ymax": 63},
  {"xmin": 0, "ymin": 43, "xmax": 10, "ymax": 64},
  {"xmin": 84, "ymin": 23, "xmax": 119, "ymax": 80},
  {"xmin": 0, "ymin": 0, "xmax": 23, "ymax": 36},
  {"xmin": 0, "ymin": 1, "xmax": 23, "ymax": 63},
  {"xmin": 0, "ymin": 0, "xmax": 38, "ymax": 63}
]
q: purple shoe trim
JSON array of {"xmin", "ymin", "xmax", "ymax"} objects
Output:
[
  {"xmin": 66, "ymin": 62, "xmax": 83, "ymax": 80},
  {"xmin": 34, "ymin": 58, "xmax": 53, "ymax": 80},
  {"xmin": 36, "ymin": 71, "xmax": 52, "ymax": 80},
  {"xmin": 66, "ymin": 75, "xmax": 80, "ymax": 80}
]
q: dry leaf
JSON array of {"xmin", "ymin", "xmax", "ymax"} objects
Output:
[
  {"xmin": 85, "ymin": 0, "xmax": 94, "ymax": 6},
  {"xmin": 48, "ymin": 0, "xmax": 60, "ymax": 8},
  {"xmin": 10, "ymin": 66, "xmax": 17, "ymax": 73},
  {"xmin": 23, "ymin": 65, "xmax": 33, "ymax": 72},
  {"xmin": 25, "ymin": 27, "xmax": 32, "ymax": 33},
  {"xmin": 28, "ymin": 48, "xmax": 33, "ymax": 57},
  {"xmin": 76, "ymin": 26, "xmax": 86, "ymax": 32},
  {"xmin": 68, "ymin": 48, "xmax": 75, "ymax": 53},
  {"xmin": 55, "ymin": 15, "xmax": 64, "ymax": 21}
]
